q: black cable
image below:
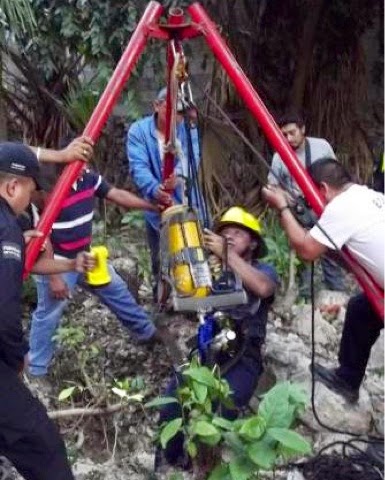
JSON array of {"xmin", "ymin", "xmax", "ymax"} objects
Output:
[
  {"xmin": 183, "ymin": 109, "xmax": 210, "ymax": 229},
  {"xmin": 194, "ymin": 107, "xmax": 211, "ymax": 228}
]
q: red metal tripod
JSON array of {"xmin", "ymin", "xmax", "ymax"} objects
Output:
[{"xmin": 24, "ymin": 1, "xmax": 384, "ymax": 320}]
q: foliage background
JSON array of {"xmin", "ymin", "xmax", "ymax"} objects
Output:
[{"xmin": 1, "ymin": 0, "xmax": 383, "ymax": 211}]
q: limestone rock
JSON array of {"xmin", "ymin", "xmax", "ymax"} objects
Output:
[
  {"xmin": 367, "ymin": 330, "xmax": 384, "ymax": 372},
  {"xmin": 315, "ymin": 290, "xmax": 350, "ymax": 309},
  {"xmin": 300, "ymin": 379, "xmax": 373, "ymax": 434},
  {"xmin": 289, "ymin": 305, "xmax": 338, "ymax": 347}
]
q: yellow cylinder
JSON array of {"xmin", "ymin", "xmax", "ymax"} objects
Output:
[
  {"xmin": 86, "ymin": 246, "xmax": 111, "ymax": 287},
  {"xmin": 162, "ymin": 205, "xmax": 211, "ymax": 298}
]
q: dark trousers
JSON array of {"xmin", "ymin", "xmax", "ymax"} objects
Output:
[
  {"xmin": 300, "ymin": 256, "xmax": 345, "ymax": 296},
  {"xmin": 337, "ymin": 293, "xmax": 383, "ymax": 390},
  {"xmin": 0, "ymin": 361, "xmax": 74, "ymax": 480},
  {"xmin": 145, "ymin": 221, "xmax": 160, "ymax": 297},
  {"xmin": 158, "ymin": 347, "xmax": 263, "ymax": 465}
]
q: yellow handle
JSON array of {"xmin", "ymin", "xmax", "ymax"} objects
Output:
[{"xmin": 86, "ymin": 246, "xmax": 111, "ymax": 287}]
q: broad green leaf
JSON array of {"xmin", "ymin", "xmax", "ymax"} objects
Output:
[
  {"xmin": 247, "ymin": 440, "xmax": 277, "ymax": 469},
  {"xmin": 58, "ymin": 386, "xmax": 76, "ymax": 401},
  {"xmin": 238, "ymin": 416, "xmax": 266, "ymax": 441},
  {"xmin": 287, "ymin": 383, "xmax": 308, "ymax": 406},
  {"xmin": 268, "ymin": 428, "xmax": 311, "ymax": 455},
  {"xmin": 208, "ymin": 464, "xmax": 231, "ymax": 480},
  {"xmin": 193, "ymin": 382, "xmax": 208, "ymax": 404},
  {"xmin": 200, "ymin": 432, "xmax": 221, "ymax": 446},
  {"xmin": 258, "ymin": 383, "xmax": 293, "ymax": 428},
  {"xmin": 186, "ymin": 440, "xmax": 198, "ymax": 458},
  {"xmin": 183, "ymin": 366, "xmax": 217, "ymax": 388},
  {"xmin": 160, "ymin": 418, "xmax": 183, "ymax": 449},
  {"xmin": 204, "ymin": 397, "xmax": 213, "ymax": 414},
  {"xmin": 145, "ymin": 396, "xmax": 179, "ymax": 408},
  {"xmin": 229, "ymin": 458, "xmax": 254, "ymax": 480},
  {"xmin": 223, "ymin": 432, "xmax": 246, "ymax": 456},
  {"xmin": 193, "ymin": 420, "xmax": 219, "ymax": 437},
  {"xmin": 212, "ymin": 416, "xmax": 234, "ymax": 431},
  {"xmin": 278, "ymin": 443, "xmax": 309, "ymax": 461}
]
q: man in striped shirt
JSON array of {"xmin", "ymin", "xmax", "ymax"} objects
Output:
[{"xmin": 28, "ymin": 166, "xmax": 162, "ymax": 379}]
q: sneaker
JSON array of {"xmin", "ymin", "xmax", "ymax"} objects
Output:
[{"xmin": 312, "ymin": 363, "xmax": 359, "ymax": 404}]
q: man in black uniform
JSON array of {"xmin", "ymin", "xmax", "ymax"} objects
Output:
[{"xmin": 0, "ymin": 142, "xmax": 94, "ymax": 480}]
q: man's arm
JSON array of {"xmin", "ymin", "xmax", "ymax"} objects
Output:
[
  {"xmin": 29, "ymin": 136, "xmax": 93, "ymax": 163},
  {"xmin": 126, "ymin": 124, "xmax": 160, "ymax": 201},
  {"xmin": 262, "ymin": 186, "xmax": 328, "ymax": 261},
  {"xmin": 106, "ymin": 187, "xmax": 158, "ymax": 212},
  {"xmin": 31, "ymin": 252, "xmax": 95, "ymax": 275},
  {"xmin": 279, "ymin": 208, "xmax": 328, "ymax": 260},
  {"xmin": 22, "ymin": 229, "xmax": 94, "ymax": 275}
]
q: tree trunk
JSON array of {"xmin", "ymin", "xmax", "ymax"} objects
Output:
[{"xmin": 290, "ymin": 0, "xmax": 326, "ymax": 110}]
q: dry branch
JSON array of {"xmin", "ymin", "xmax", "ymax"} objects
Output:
[{"xmin": 48, "ymin": 402, "xmax": 128, "ymax": 420}]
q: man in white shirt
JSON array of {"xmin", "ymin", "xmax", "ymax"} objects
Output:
[
  {"xmin": 268, "ymin": 113, "xmax": 344, "ymax": 296},
  {"xmin": 263, "ymin": 158, "xmax": 384, "ymax": 403}
]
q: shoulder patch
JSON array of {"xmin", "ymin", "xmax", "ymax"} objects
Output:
[{"xmin": 1, "ymin": 241, "xmax": 22, "ymax": 261}]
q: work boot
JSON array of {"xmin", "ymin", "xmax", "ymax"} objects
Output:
[{"xmin": 312, "ymin": 363, "xmax": 359, "ymax": 404}]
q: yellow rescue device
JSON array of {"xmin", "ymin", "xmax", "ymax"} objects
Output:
[
  {"xmin": 161, "ymin": 205, "xmax": 211, "ymax": 298},
  {"xmin": 86, "ymin": 245, "xmax": 111, "ymax": 287}
]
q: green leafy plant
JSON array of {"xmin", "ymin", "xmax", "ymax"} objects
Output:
[
  {"xmin": 121, "ymin": 210, "xmax": 146, "ymax": 229},
  {"xmin": 263, "ymin": 212, "xmax": 302, "ymax": 292},
  {"xmin": 111, "ymin": 376, "xmax": 144, "ymax": 403},
  {"xmin": 147, "ymin": 357, "xmax": 311, "ymax": 479},
  {"xmin": 54, "ymin": 324, "xmax": 101, "ymax": 402}
]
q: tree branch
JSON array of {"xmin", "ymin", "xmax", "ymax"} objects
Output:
[{"xmin": 48, "ymin": 402, "xmax": 128, "ymax": 420}]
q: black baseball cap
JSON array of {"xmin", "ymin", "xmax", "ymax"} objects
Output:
[{"xmin": 0, "ymin": 142, "xmax": 47, "ymax": 190}]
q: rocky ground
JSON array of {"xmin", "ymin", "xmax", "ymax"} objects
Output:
[{"xmin": 5, "ymin": 225, "xmax": 383, "ymax": 480}]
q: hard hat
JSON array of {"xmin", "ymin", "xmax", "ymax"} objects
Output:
[{"xmin": 215, "ymin": 207, "xmax": 268, "ymax": 258}]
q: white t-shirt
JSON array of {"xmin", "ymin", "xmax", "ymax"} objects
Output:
[{"xmin": 310, "ymin": 184, "xmax": 384, "ymax": 286}]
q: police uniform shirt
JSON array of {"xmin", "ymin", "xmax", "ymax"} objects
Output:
[{"xmin": 0, "ymin": 197, "xmax": 29, "ymax": 372}]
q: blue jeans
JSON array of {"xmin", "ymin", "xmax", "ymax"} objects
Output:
[{"xmin": 29, "ymin": 264, "xmax": 156, "ymax": 376}]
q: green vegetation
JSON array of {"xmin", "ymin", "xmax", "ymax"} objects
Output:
[{"xmin": 147, "ymin": 357, "xmax": 311, "ymax": 479}]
